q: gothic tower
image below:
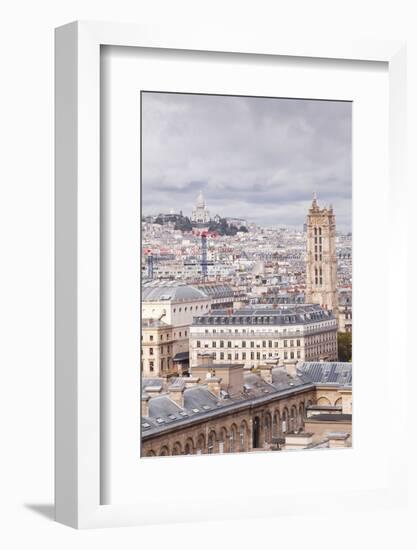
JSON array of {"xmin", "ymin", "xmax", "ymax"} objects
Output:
[{"xmin": 305, "ymin": 193, "xmax": 338, "ymax": 313}]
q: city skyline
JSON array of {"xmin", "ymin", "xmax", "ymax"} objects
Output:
[{"xmin": 141, "ymin": 92, "xmax": 352, "ymax": 231}]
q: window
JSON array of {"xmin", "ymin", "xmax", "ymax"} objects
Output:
[
  {"xmin": 262, "ymin": 341, "xmax": 266, "ymax": 348},
  {"xmin": 297, "ymin": 339, "xmax": 301, "ymax": 347},
  {"xmin": 297, "ymin": 351, "xmax": 301, "ymax": 359},
  {"xmin": 179, "ymin": 331, "xmax": 182, "ymax": 337},
  {"xmin": 256, "ymin": 352, "xmax": 260, "ymax": 360},
  {"xmin": 250, "ymin": 341, "xmax": 254, "ymax": 348},
  {"xmin": 149, "ymin": 335, "xmax": 154, "ymax": 341},
  {"xmin": 235, "ymin": 352, "xmax": 239, "ymax": 360},
  {"xmin": 220, "ymin": 352, "xmax": 224, "ymax": 360},
  {"xmin": 290, "ymin": 351, "xmax": 294, "ymax": 359},
  {"xmin": 250, "ymin": 352, "xmax": 254, "ymax": 360},
  {"xmin": 149, "ymin": 347, "xmax": 154, "ymax": 355},
  {"xmin": 227, "ymin": 353, "xmax": 232, "ymax": 360},
  {"xmin": 160, "ymin": 358, "xmax": 164, "ymax": 370},
  {"xmin": 242, "ymin": 352, "xmax": 246, "ymax": 360},
  {"xmin": 220, "ymin": 340, "xmax": 224, "ymax": 348},
  {"xmin": 196, "ymin": 341, "xmax": 201, "ymax": 348},
  {"xmin": 284, "ymin": 340, "xmax": 287, "ymax": 347},
  {"xmin": 242, "ymin": 341, "xmax": 246, "ymax": 348},
  {"xmin": 284, "ymin": 351, "xmax": 288, "ymax": 359},
  {"xmin": 227, "ymin": 341, "xmax": 232, "ymax": 348},
  {"xmin": 212, "ymin": 341, "xmax": 217, "ymax": 348},
  {"xmin": 149, "ymin": 361, "xmax": 154, "ymax": 372}
]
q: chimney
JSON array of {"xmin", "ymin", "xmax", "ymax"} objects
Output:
[
  {"xmin": 185, "ymin": 376, "xmax": 201, "ymax": 388},
  {"xmin": 168, "ymin": 385, "xmax": 185, "ymax": 408},
  {"xmin": 141, "ymin": 394, "xmax": 150, "ymax": 417},
  {"xmin": 207, "ymin": 376, "xmax": 222, "ymax": 398},
  {"xmin": 197, "ymin": 351, "xmax": 214, "ymax": 367},
  {"xmin": 284, "ymin": 359, "xmax": 298, "ymax": 378},
  {"xmin": 259, "ymin": 363, "xmax": 273, "ymax": 384},
  {"xmin": 327, "ymin": 432, "xmax": 350, "ymax": 449}
]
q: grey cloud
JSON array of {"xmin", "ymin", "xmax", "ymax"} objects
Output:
[{"xmin": 141, "ymin": 92, "xmax": 352, "ymax": 231}]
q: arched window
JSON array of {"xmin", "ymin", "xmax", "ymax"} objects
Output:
[
  {"xmin": 273, "ymin": 410, "xmax": 281, "ymax": 437},
  {"xmin": 196, "ymin": 434, "xmax": 205, "ymax": 455},
  {"xmin": 282, "ymin": 408, "xmax": 289, "ymax": 433},
  {"xmin": 172, "ymin": 442, "xmax": 182, "ymax": 455},
  {"xmin": 290, "ymin": 405, "xmax": 298, "ymax": 432},
  {"xmin": 219, "ymin": 427, "xmax": 228, "ymax": 453},
  {"xmin": 264, "ymin": 413, "xmax": 272, "ymax": 445},
  {"xmin": 159, "ymin": 446, "xmax": 169, "ymax": 456},
  {"xmin": 146, "ymin": 450, "xmax": 156, "ymax": 457},
  {"xmin": 184, "ymin": 438, "xmax": 194, "ymax": 455},
  {"xmin": 298, "ymin": 403, "xmax": 305, "ymax": 428},
  {"xmin": 230, "ymin": 424, "xmax": 237, "ymax": 453},
  {"xmin": 208, "ymin": 431, "xmax": 216, "ymax": 454},
  {"xmin": 240, "ymin": 420, "xmax": 249, "ymax": 451}
]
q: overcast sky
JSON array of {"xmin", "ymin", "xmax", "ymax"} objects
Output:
[{"xmin": 141, "ymin": 92, "xmax": 352, "ymax": 231}]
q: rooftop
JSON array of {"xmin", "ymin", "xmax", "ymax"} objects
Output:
[
  {"xmin": 142, "ymin": 282, "xmax": 208, "ymax": 303},
  {"xmin": 191, "ymin": 304, "xmax": 335, "ymax": 326},
  {"xmin": 142, "ymin": 361, "xmax": 352, "ymax": 438}
]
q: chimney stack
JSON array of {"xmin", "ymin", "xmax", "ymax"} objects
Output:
[
  {"xmin": 141, "ymin": 394, "xmax": 150, "ymax": 417},
  {"xmin": 185, "ymin": 376, "xmax": 201, "ymax": 388},
  {"xmin": 168, "ymin": 384, "xmax": 186, "ymax": 408},
  {"xmin": 284, "ymin": 359, "xmax": 298, "ymax": 378},
  {"xmin": 259, "ymin": 363, "xmax": 273, "ymax": 384},
  {"xmin": 327, "ymin": 432, "xmax": 350, "ymax": 449},
  {"xmin": 197, "ymin": 351, "xmax": 214, "ymax": 367},
  {"xmin": 207, "ymin": 376, "xmax": 222, "ymax": 398}
]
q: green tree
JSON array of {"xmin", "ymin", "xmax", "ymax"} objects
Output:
[{"xmin": 337, "ymin": 332, "xmax": 352, "ymax": 362}]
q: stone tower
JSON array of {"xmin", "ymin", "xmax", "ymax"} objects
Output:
[{"xmin": 305, "ymin": 193, "xmax": 338, "ymax": 313}]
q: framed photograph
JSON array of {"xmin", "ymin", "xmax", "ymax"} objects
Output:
[{"xmin": 55, "ymin": 21, "xmax": 408, "ymax": 528}]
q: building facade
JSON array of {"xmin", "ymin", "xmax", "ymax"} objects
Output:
[
  {"xmin": 141, "ymin": 282, "xmax": 212, "ymax": 377},
  {"xmin": 189, "ymin": 304, "xmax": 338, "ymax": 369},
  {"xmin": 141, "ymin": 358, "xmax": 352, "ymax": 456},
  {"xmin": 305, "ymin": 194, "xmax": 338, "ymax": 314}
]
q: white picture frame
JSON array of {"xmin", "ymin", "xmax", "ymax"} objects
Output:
[{"xmin": 55, "ymin": 21, "xmax": 407, "ymax": 529}]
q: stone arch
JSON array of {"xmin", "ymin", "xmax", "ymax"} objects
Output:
[
  {"xmin": 219, "ymin": 426, "xmax": 228, "ymax": 453},
  {"xmin": 290, "ymin": 405, "xmax": 298, "ymax": 432},
  {"xmin": 229, "ymin": 423, "xmax": 238, "ymax": 453},
  {"xmin": 317, "ymin": 396, "xmax": 331, "ymax": 406},
  {"xmin": 146, "ymin": 450, "xmax": 156, "ymax": 457},
  {"xmin": 335, "ymin": 397, "xmax": 342, "ymax": 406},
  {"xmin": 172, "ymin": 441, "xmax": 182, "ymax": 455},
  {"xmin": 196, "ymin": 433, "xmax": 206, "ymax": 455},
  {"xmin": 252, "ymin": 416, "xmax": 261, "ymax": 449},
  {"xmin": 273, "ymin": 409, "xmax": 281, "ymax": 438},
  {"xmin": 264, "ymin": 411, "xmax": 272, "ymax": 445},
  {"xmin": 207, "ymin": 430, "xmax": 217, "ymax": 454},
  {"xmin": 298, "ymin": 402, "xmax": 305, "ymax": 428},
  {"xmin": 184, "ymin": 437, "xmax": 195, "ymax": 455},
  {"xmin": 159, "ymin": 445, "xmax": 169, "ymax": 456},
  {"xmin": 239, "ymin": 419, "xmax": 250, "ymax": 452},
  {"xmin": 282, "ymin": 407, "xmax": 289, "ymax": 434}
]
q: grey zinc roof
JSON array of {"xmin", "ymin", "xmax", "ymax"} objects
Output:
[
  {"xmin": 148, "ymin": 395, "xmax": 183, "ymax": 418},
  {"xmin": 141, "ymin": 370, "xmax": 317, "ymax": 438},
  {"xmin": 298, "ymin": 362, "xmax": 352, "ymax": 386},
  {"xmin": 192, "ymin": 304, "xmax": 335, "ymax": 326},
  {"xmin": 142, "ymin": 283, "xmax": 208, "ymax": 302}
]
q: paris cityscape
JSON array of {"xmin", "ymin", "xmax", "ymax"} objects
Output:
[{"xmin": 140, "ymin": 92, "xmax": 352, "ymax": 457}]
